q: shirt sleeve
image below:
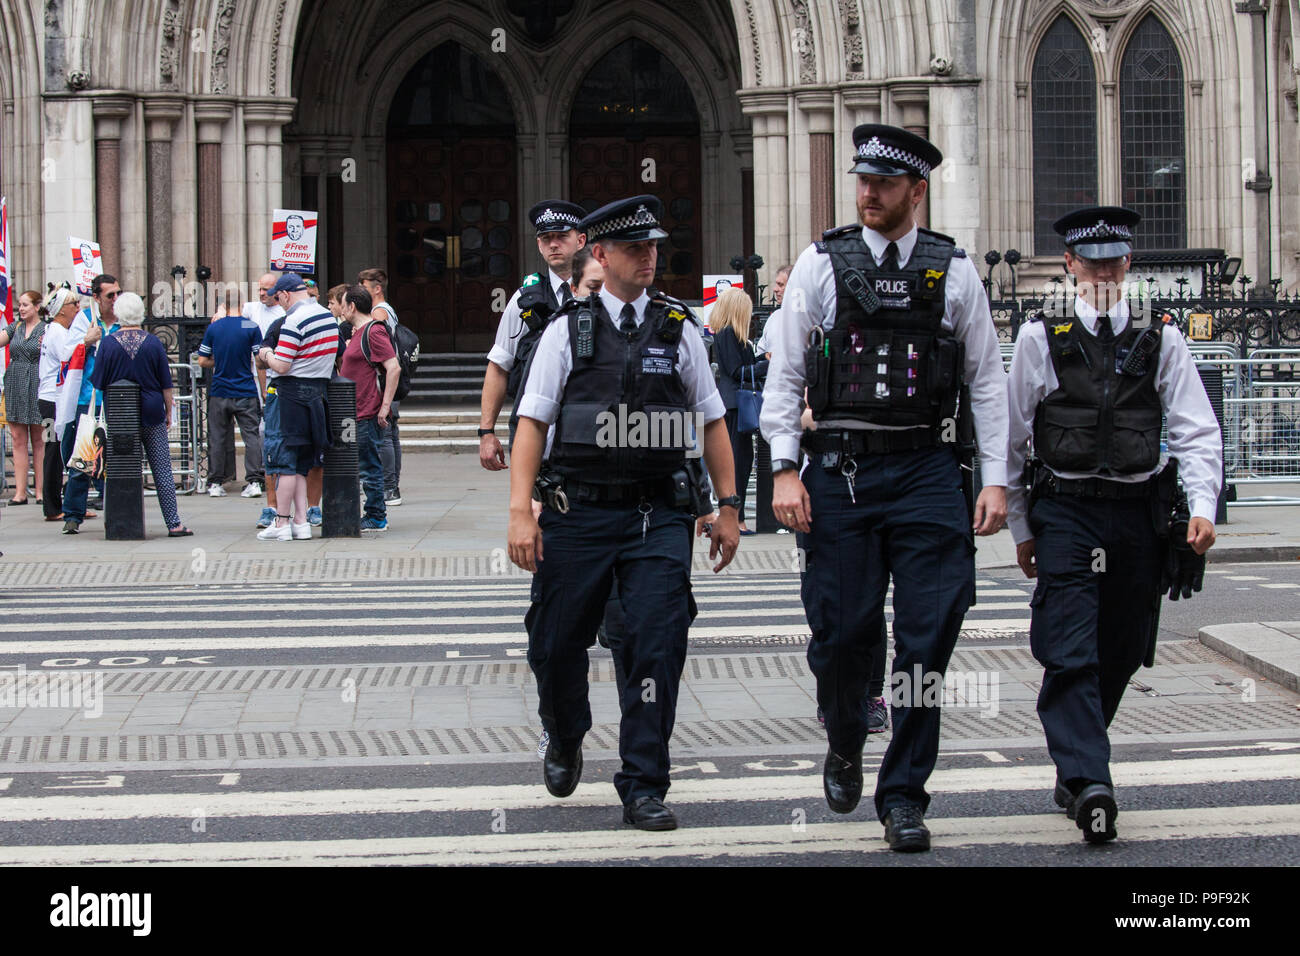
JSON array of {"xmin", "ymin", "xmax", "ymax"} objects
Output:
[
  {"xmin": 759, "ymin": 244, "xmax": 824, "ymax": 463},
  {"xmin": 367, "ymin": 321, "xmax": 397, "ymax": 363},
  {"xmin": 198, "ymin": 324, "xmax": 215, "ymax": 357},
  {"xmin": 89, "ymin": 338, "xmax": 111, "ymax": 392},
  {"xmin": 1157, "ymin": 325, "xmax": 1223, "ymax": 521},
  {"xmin": 678, "ymin": 318, "xmax": 727, "ymax": 424},
  {"xmin": 1005, "ymin": 322, "xmax": 1049, "ymax": 544},
  {"xmin": 515, "ymin": 316, "xmax": 571, "ymax": 426},
  {"xmin": 486, "ymin": 289, "xmax": 525, "ymax": 370},
  {"xmin": 946, "ymin": 255, "xmax": 1010, "ymax": 487},
  {"xmin": 273, "ymin": 318, "xmax": 301, "ymax": 364}
]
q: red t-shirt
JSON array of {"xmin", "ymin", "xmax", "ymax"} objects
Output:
[{"xmin": 340, "ymin": 319, "xmax": 397, "ymax": 420}]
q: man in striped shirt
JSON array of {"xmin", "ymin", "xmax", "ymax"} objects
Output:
[{"xmin": 255, "ymin": 273, "xmax": 338, "ymax": 540}]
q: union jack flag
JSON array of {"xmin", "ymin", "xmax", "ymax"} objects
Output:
[{"xmin": 0, "ymin": 196, "xmax": 10, "ymax": 327}]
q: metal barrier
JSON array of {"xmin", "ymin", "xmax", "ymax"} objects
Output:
[{"xmin": 142, "ymin": 363, "xmax": 202, "ymax": 495}]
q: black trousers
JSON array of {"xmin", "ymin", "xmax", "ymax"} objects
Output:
[
  {"xmin": 1029, "ymin": 494, "xmax": 1162, "ymax": 788},
  {"xmin": 797, "ymin": 530, "xmax": 888, "ymax": 698},
  {"xmin": 39, "ymin": 400, "xmax": 63, "ymax": 519},
  {"xmin": 801, "ymin": 445, "xmax": 975, "ymax": 820},
  {"xmin": 526, "ymin": 496, "xmax": 695, "ymax": 804},
  {"xmin": 724, "ymin": 408, "xmax": 755, "ymax": 524}
]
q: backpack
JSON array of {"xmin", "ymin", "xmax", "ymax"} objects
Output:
[{"xmin": 359, "ymin": 318, "xmax": 420, "ymax": 402}]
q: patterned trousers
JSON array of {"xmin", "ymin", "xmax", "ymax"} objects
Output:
[{"xmin": 142, "ymin": 423, "xmax": 181, "ymax": 529}]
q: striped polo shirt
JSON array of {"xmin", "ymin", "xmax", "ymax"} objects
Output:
[{"xmin": 274, "ymin": 299, "xmax": 338, "ymax": 379}]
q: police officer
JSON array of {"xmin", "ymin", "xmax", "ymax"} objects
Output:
[
  {"xmin": 508, "ymin": 195, "xmax": 740, "ymax": 831},
  {"xmin": 1006, "ymin": 206, "xmax": 1221, "ymax": 843},
  {"xmin": 763, "ymin": 124, "xmax": 1010, "ymax": 852},
  {"xmin": 479, "ymin": 200, "xmax": 587, "ymax": 468}
]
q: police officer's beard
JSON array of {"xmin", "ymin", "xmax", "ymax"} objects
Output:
[{"xmin": 857, "ymin": 194, "xmax": 911, "ymax": 234}]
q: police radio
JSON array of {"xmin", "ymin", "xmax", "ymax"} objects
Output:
[{"xmin": 575, "ymin": 296, "xmax": 595, "ymax": 359}]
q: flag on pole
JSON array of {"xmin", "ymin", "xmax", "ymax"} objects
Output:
[{"xmin": 54, "ymin": 342, "xmax": 88, "ymax": 440}]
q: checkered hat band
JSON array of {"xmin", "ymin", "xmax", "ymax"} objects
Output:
[
  {"xmin": 535, "ymin": 211, "xmax": 580, "ymax": 228},
  {"xmin": 856, "ymin": 136, "xmax": 931, "ymax": 178},
  {"xmin": 1066, "ymin": 221, "xmax": 1133, "ymax": 244},
  {"xmin": 586, "ymin": 207, "xmax": 659, "ymax": 239}
]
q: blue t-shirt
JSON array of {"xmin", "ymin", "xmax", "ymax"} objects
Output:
[{"xmin": 198, "ymin": 315, "xmax": 263, "ymax": 398}]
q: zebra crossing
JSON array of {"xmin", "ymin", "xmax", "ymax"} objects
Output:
[
  {"xmin": 0, "ymin": 749, "xmax": 1296, "ymax": 864},
  {"xmin": 0, "ymin": 572, "xmax": 1035, "ymax": 667}
]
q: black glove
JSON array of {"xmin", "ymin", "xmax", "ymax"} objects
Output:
[{"xmin": 1163, "ymin": 528, "xmax": 1206, "ymax": 601}]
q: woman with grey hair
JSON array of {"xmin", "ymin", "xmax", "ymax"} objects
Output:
[{"xmin": 88, "ymin": 291, "xmax": 192, "ymax": 536}]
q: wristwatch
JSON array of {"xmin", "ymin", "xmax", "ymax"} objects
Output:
[
  {"xmin": 716, "ymin": 495, "xmax": 742, "ymax": 511},
  {"xmin": 477, "ymin": 427, "xmax": 495, "ymax": 437},
  {"xmin": 772, "ymin": 458, "xmax": 799, "ymax": 474}
]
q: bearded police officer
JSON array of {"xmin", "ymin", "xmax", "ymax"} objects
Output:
[
  {"xmin": 508, "ymin": 195, "xmax": 740, "ymax": 831},
  {"xmin": 479, "ymin": 200, "xmax": 587, "ymax": 468},
  {"xmin": 1006, "ymin": 206, "xmax": 1221, "ymax": 843},
  {"xmin": 762, "ymin": 124, "xmax": 1010, "ymax": 852}
]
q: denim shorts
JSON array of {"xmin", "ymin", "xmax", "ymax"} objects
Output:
[{"xmin": 262, "ymin": 387, "xmax": 294, "ymax": 476}]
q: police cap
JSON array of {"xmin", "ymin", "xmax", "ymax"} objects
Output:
[
  {"xmin": 579, "ymin": 195, "xmax": 669, "ymax": 243},
  {"xmin": 1053, "ymin": 206, "xmax": 1141, "ymax": 260},
  {"xmin": 849, "ymin": 124, "xmax": 943, "ymax": 180},
  {"xmin": 527, "ymin": 200, "xmax": 585, "ymax": 236}
]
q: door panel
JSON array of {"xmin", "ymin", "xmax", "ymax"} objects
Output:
[
  {"xmin": 387, "ymin": 138, "xmax": 517, "ymax": 352},
  {"xmin": 570, "ymin": 135, "xmax": 701, "ymax": 301}
]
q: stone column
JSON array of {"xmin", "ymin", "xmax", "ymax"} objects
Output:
[
  {"xmin": 701, "ymin": 131, "xmax": 724, "ymax": 271},
  {"xmin": 92, "ymin": 97, "xmax": 133, "ymax": 278},
  {"xmin": 927, "ymin": 80, "xmax": 982, "ymax": 253},
  {"xmin": 797, "ymin": 92, "xmax": 836, "ymax": 239},
  {"xmin": 890, "ymin": 85, "xmax": 931, "ymax": 228},
  {"xmin": 194, "ymin": 100, "xmax": 234, "ymax": 284},
  {"xmin": 739, "ymin": 91, "xmax": 791, "ymax": 278},
  {"xmin": 142, "ymin": 97, "xmax": 185, "ymax": 293},
  {"xmin": 244, "ymin": 102, "xmax": 295, "ymax": 280},
  {"xmin": 1238, "ymin": 0, "xmax": 1273, "ymax": 291}
]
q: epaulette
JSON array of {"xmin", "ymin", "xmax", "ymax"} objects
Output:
[
  {"xmin": 916, "ymin": 226, "xmax": 966, "ymax": 258},
  {"xmin": 649, "ymin": 290, "xmax": 700, "ymax": 326},
  {"xmin": 821, "ymin": 224, "xmax": 860, "ymax": 241}
]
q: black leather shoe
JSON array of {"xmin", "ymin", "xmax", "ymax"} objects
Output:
[
  {"xmin": 623, "ymin": 795, "xmax": 677, "ymax": 831},
  {"xmin": 1071, "ymin": 783, "xmax": 1118, "ymax": 844},
  {"xmin": 883, "ymin": 804, "xmax": 931, "ymax": 852},
  {"xmin": 543, "ymin": 741, "xmax": 582, "ymax": 798},
  {"xmin": 1054, "ymin": 775, "xmax": 1075, "ymax": 815},
  {"xmin": 823, "ymin": 749, "xmax": 863, "ymax": 813}
]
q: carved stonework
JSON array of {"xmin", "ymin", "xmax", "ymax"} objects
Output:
[
  {"xmin": 363, "ymin": 0, "xmax": 427, "ymax": 62},
  {"xmin": 159, "ymin": 0, "xmax": 182, "ymax": 90},
  {"xmin": 210, "ymin": 0, "xmax": 236, "ymax": 94},
  {"xmin": 840, "ymin": 0, "xmax": 863, "ymax": 79},
  {"xmin": 791, "ymin": 0, "xmax": 817, "ymax": 84},
  {"xmin": 66, "ymin": 69, "xmax": 90, "ymax": 90},
  {"xmin": 269, "ymin": 0, "xmax": 288, "ymax": 93},
  {"xmin": 745, "ymin": 0, "xmax": 762, "ymax": 85}
]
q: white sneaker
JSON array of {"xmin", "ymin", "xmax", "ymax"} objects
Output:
[
  {"xmin": 208, "ymin": 483, "xmax": 227, "ymax": 497},
  {"xmin": 257, "ymin": 522, "xmax": 291, "ymax": 541},
  {"xmin": 240, "ymin": 482, "xmax": 263, "ymax": 498},
  {"xmin": 291, "ymin": 522, "xmax": 312, "ymax": 540}
]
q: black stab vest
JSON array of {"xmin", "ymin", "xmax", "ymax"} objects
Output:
[
  {"xmin": 549, "ymin": 294, "xmax": 695, "ymax": 484},
  {"xmin": 506, "ymin": 273, "xmax": 560, "ymax": 400},
  {"xmin": 1032, "ymin": 313, "xmax": 1163, "ymax": 475},
  {"xmin": 808, "ymin": 226, "xmax": 964, "ymax": 428}
]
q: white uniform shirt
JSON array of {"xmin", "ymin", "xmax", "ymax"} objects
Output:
[
  {"xmin": 487, "ymin": 269, "xmax": 569, "ymax": 371},
  {"xmin": 759, "ymin": 224, "xmax": 1010, "ymax": 485},
  {"xmin": 755, "ymin": 306, "xmax": 780, "ymax": 355},
  {"xmin": 517, "ymin": 287, "xmax": 727, "ymax": 458},
  {"xmin": 1004, "ymin": 296, "xmax": 1224, "ymax": 544}
]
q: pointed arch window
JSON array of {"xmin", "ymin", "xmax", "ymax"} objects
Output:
[
  {"xmin": 1120, "ymin": 15, "xmax": 1186, "ymax": 249},
  {"xmin": 1032, "ymin": 16, "xmax": 1099, "ymax": 255}
]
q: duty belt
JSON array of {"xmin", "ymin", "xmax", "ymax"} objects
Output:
[
  {"xmin": 554, "ymin": 476, "xmax": 675, "ymax": 507},
  {"xmin": 802, "ymin": 427, "xmax": 941, "ymax": 458},
  {"xmin": 1036, "ymin": 472, "xmax": 1157, "ymax": 500}
]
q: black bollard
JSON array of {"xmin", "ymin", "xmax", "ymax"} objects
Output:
[
  {"xmin": 104, "ymin": 380, "xmax": 145, "ymax": 540},
  {"xmin": 1196, "ymin": 365, "xmax": 1230, "ymax": 523},
  {"xmin": 754, "ymin": 434, "xmax": 777, "ymax": 533},
  {"xmin": 323, "ymin": 377, "xmax": 360, "ymax": 538}
]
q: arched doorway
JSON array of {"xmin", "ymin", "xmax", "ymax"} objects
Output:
[
  {"xmin": 569, "ymin": 38, "xmax": 702, "ymax": 301},
  {"xmin": 386, "ymin": 41, "xmax": 518, "ymax": 352}
]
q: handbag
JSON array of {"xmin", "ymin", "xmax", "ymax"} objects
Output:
[
  {"xmin": 736, "ymin": 364, "xmax": 763, "ymax": 435},
  {"xmin": 67, "ymin": 393, "xmax": 106, "ymax": 478}
]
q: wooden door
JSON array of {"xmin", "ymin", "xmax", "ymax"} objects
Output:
[
  {"xmin": 387, "ymin": 138, "xmax": 518, "ymax": 352},
  {"xmin": 570, "ymin": 136, "xmax": 701, "ymax": 301}
]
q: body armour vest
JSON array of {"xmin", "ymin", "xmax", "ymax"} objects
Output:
[
  {"xmin": 806, "ymin": 225, "xmax": 965, "ymax": 428},
  {"xmin": 1032, "ymin": 314, "xmax": 1163, "ymax": 475},
  {"xmin": 549, "ymin": 294, "xmax": 695, "ymax": 485},
  {"xmin": 506, "ymin": 273, "xmax": 560, "ymax": 399}
]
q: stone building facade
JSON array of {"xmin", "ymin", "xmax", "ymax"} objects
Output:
[{"xmin": 0, "ymin": 0, "xmax": 1293, "ymax": 350}]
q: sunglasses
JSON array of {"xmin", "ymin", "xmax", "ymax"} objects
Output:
[{"xmin": 98, "ymin": 290, "xmax": 120, "ymax": 299}]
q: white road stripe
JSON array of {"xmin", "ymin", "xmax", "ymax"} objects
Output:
[
  {"xmin": 0, "ymin": 620, "xmax": 1031, "ymax": 653},
  {"xmin": 0, "ymin": 756, "xmax": 1290, "ymax": 823},
  {"xmin": 2, "ymin": 804, "xmax": 1297, "ymax": 865}
]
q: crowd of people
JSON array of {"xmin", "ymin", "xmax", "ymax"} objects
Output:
[{"xmin": 2, "ymin": 267, "xmax": 409, "ymax": 539}]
